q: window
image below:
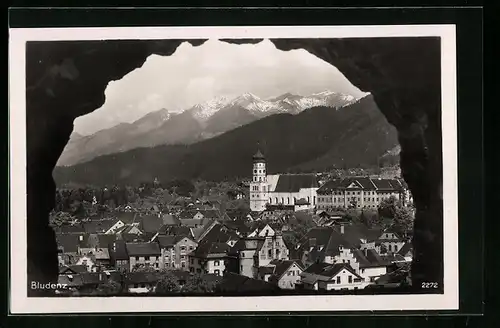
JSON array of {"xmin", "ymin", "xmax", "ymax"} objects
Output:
[
  {"xmin": 181, "ymin": 262, "xmax": 186, "ymax": 268},
  {"xmin": 240, "ymin": 265, "xmax": 243, "ymax": 272},
  {"xmin": 214, "ymin": 269, "xmax": 220, "ymax": 276},
  {"xmin": 166, "ymin": 262, "xmax": 170, "ymax": 267},
  {"xmin": 189, "ymin": 246, "xmax": 194, "ymax": 251},
  {"xmin": 388, "ymin": 244, "xmax": 392, "ymax": 252},
  {"xmin": 181, "ymin": 255, "xmax": 186, "ymax": 260},
  {"xmin": 254, "ymin": 169, "xmax": 257, "ymax": 174},
  {"xmin": 155, "ymin": 263, "xmax": 159, "ymax": 268},
  {"xmin": 189, "ymin": 267, "xmax": 194, "ymax": 273},
  {"xmin": 348, "ymin": 275, "xmax": 353, "ymax": 283},
  {"xmin": 268, "ymin": 249, "xmax": 272, "ymax": 258},
  {"xmin": 336, "ymin": 276, "xmax": 341, "ymax": 284},
  {"xmin": 180, "ymin": 246, "xmax": 186, "ymax": 251},
  {"xmin": 196, "ymin": 268, "xmax": 201, "ymax": 273},
  {"xmin": 354, "ymin": 287, "xmax": 358, "ymax": 290},
  {"xmin": 394, "ymin": 245, "xmax": 398, "ymax": 252},
  {"xmin": 190, "ymin": 258, "xmax": 194, "ymax": 265},
  {"xmin": 135, "ymin": 256, "xmax": 139, "ymax": 261},
  {"xmin": 214, "ymin": 260, "xmax": 220, "ymax": 266},
  {"xmin": 145, "ymin": 256, "xmax": 150, "ymax": 261}
]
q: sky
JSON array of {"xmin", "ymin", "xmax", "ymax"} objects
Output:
[{"xmin": 74, "ymin": 39, "xmax": 365, "ymax": 136}]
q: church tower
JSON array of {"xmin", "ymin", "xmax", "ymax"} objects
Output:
[{"xmin": 249, "ymin": 149, "xmax": 268, "ymax": 212}]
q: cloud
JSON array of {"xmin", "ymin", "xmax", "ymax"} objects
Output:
[{"xmin": 74, "ymin": 39, "xmax": 364, "ymax": 135}]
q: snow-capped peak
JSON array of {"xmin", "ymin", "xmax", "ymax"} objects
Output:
[{"xmin": 191, "ymin": 96, "xmax": 231, "ymax": 121}]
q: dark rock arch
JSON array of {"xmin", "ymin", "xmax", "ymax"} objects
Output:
[{"xmin": 25, "ymin": 37, "xmax": 442, "ymax": 295}]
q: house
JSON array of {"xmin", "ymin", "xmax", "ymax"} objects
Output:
[
  {"xmin": 125, "ymin": 272, "xmax": 159, "ymax": 294},
  {"xmin": 198, "ymin": 223, "xmax": 239, "ymax": 247},
  {"xmin": 56, "ymin": 271, "xmax": 112, "ymax": 295},
  {"xmin": 125, "ymin": 242, "xmax": 162, "ymax": 271},
  {"xmin": 296, "ymin": 227, "xmax": 359, "ymax": 269},
  {"xmin": 375, "ymin": 229, "xmax": 405, "ymax": 255},
  {"xmin": 189, "ymin": 242, "xmax": 234, "ymax": 276},
  {"xmin": 110, "ymin": 240, "xmax": 129, "ymax": 272},
  {"xmin": 300, "ymin": 262, "xmax": 367, "ymax": 291},
  {"xmin": 77, "ymin": 247, "xmax": 111, "ymax": 269},
  {"xmin": 259, "ymin": 259, "xmax": 303, "ymax": 290},
  {"xmin": 316, "ymin": 177, "xmax": 406, "ymax": 210},
  {"xmin": 156, "ymin": 235, "xmax": 198, "ymax": 271},
  {"xmin": 229, "ymin": 225, "xmax": 290, "ymax": 279},
  {"xmin": 352, "ymin": 248, "xmax": 390, "ymax": 283},
  {"xmin": 56, "ymin": 233, "xmax": 90, "ymax": 256}
]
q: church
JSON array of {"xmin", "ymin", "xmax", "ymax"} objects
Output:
[{"xmin": 249, "ymin": 150, "xmax": 319, "ymax": 212}]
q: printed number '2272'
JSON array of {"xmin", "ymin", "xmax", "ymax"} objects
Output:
[{"xmin": 421, "ymin": 282, "xmax": 439, "ymax": 289}]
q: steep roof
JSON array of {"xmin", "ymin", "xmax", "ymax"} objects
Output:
[
  {"xmin": 192, "ymin": 242, "xmax": 231, "ymax": 258},
  {"xmin": 273, "ymin": 174, "xmax": 319, "ymax": 193},
  {"xmin": 139, "ymin": 215, "xmax": 164, "ymax": 233},
  {"xmin": 317, "ymin": 177, "xmax": 403, "ymax": 194},
  {"xmin": 269, "ymin": 259, "xmax": 302, "ymax": 280},
  {"xmin": 59, "ymin": 264, "xmax": 88, "ymax": 274},
  {"xmin": 110, "ymin": 240, "xmax": 128, "ymax": 260},
  {"xmin": 125, "ymin": 242, "xmax": 161, "ymax": 256},
  {"xmin": 252, "ymin": 149, "xmax": 265, "ymax": 161},
  {"xmin": 352, "ymin": 249, "xmax": 389, "ymax": 268},
  {"xmin": 303, "ymin": 262, "xmax": 361, "ymax": 279},
  {"xmin": 161, "ymin": 214, "xmax": 180, "ymax": 226},
  {"xmin": 56, "ymin": 233, "xmax": 89, "ymax": 253},
  {"xmin": 371, "ymin": 178, "xmax": 403, "ymax": 191},
  {"xmin": 297, "ymin": 227, "xmax": 355, "ymax": 263},
  {"xmin": 397, "ymin": 242, "xmax": 413, "ymax": 256}
]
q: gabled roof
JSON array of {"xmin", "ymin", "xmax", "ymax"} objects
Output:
[
  {"xmin": 139, "ymin": 215, "xmax": 164, "ymax": 233},
  {"xmin": 273, "ymin": 174, "xmax": 319, "ymax": 192},
  {"xmin": 125, "ymin": 242, "xmax": 161, "ymax": 256},
  {"xmin": 157, "ymin": 235, "xmax": 195, "ymax": 249},
  {"xmin": 114, "ymin": 211, "xmax": 139, "ymax": 224},
  {"xmin": 297, "ymin": 227, "xmax": 354, "ymax": 263},
  {"xmin": 269, "ymin": 259, "xmax": 303, "ymax": 280},
  {"xmin": 161, "ymin": 214, "xmax": 180, "ymax": 226},
  {"xmin": 352, "ymin": 249, "xmax": 390, "ymax": 268},
  {"xmin": 96, "ymin": 234, "xmax": 117, "ymax": 249},
  {"xmin": 303, "ymin": 262, "xmax": 361, "ymax": 280},
  {"xmin": 110, "ymin": 240, "xmax": 128, "ymax": 260},
  {"xmin": 56, "ymin": 233, "xmax": 89, "ymax": 253},
  {"xmin": 192, "ymin": 242, "xmax": 231, "ymax": 258},
  {"xmin": 397, "ymin": 242, "xmax": 412, "ymax": 256},
  {"xmin": 199, "ymin": 224, "xmax": 236, "ymax": 245},
  {"xmin": 161, "ymin": 226, "xmax": 192, "ymax": 238},
  {"xmin": 59, "ymin": 264, "xmax": 88, "ymax": 274}
]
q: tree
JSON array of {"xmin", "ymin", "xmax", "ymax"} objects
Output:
[
  {"xmin": 155, "ymin": 270, "xmax": 181, "ymax": 294},
  {"xmin": 378, "ymin": 196, "xmax": 399, "ymax": 219},
  {"xmin": 94, "ymin": 279, "xmax": 122, "ymax": 295},
  {"xmin": 378, "ymin": 196, "xmax": 414, "ymax": 235},
  {"xmin": 182, "ymin": 274, "xmax": 219, "ymax": 294},
  {"xmin": 132, "ymin": 264, "xmax": 157, "ymax": 273}
]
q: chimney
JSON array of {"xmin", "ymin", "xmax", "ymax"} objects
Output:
[
  {"xmin": 309, "ymin": 238, "xmax": 316, "ymax": 247},
  {"xmin": 340, "ymin": 225, "xmax": 345, "ymax": 234},
  {"xmin": 113, "ymin": 242, "xmax": 116, "ymax": 252}
]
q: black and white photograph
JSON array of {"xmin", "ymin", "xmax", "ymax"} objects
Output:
[{"xmin": 9, "ymin": 25, "xmax": 458, "ymax": 313}]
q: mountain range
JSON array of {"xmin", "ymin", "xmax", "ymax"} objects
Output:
[
  {"xmin": 57, "ymin": 91, "xmax": 357, "ymax": 166},
  {"xmin": 53, "ymin": 94, "xmax": 399, "ymax": 187}
]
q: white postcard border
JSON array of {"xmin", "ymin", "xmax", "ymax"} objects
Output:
[{"xmin": 9, "ymin": 25, "xmax": 458, "ymax": 314}]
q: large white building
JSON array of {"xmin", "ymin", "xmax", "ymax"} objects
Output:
[{"xmin": 249, "ymin": 150, "xmax": 319, "ymax": 212}]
